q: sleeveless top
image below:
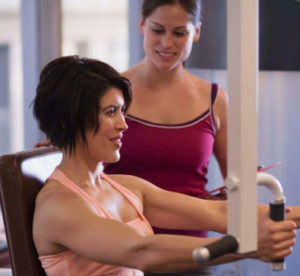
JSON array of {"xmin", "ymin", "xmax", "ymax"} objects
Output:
[
  {"xmin": 104, "ymin": 83, "xmax": 219, "ymax": 238},
  {"xmin": 39, "ymin": 168, "xmax": 153, "ymax": 276}
]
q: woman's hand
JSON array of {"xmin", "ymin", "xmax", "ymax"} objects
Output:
[
  {"xmin": 286, "ymin": 205, "xmax": 300, "ymax": 229},
  {"xmin": 250, "ymin": 209, "xmax": 296, "ymax": 262},
  {"xmin": 34, "ymin": 138, "xmax": 51, "ymax": 148}
]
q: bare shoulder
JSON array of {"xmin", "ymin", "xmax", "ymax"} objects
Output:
[
  {"xmin": 34, "ymin": 180, "xmax": 97, "ymax": 235},
  {"xmin": 216, "ymin": 87, "xmax": 228, "ymax": 103},
  {"xmin": 35, "ymin": 179, "xmax": 76, "ymax": 211},
  {"xmin": 188, "ymin": 71, "xmax": 210, "ymax": 85},
  {"xmin": 121, "ymin": 64, "xmax": 140, "ymax": 81},
  {"xmin": 107, "ymin": 174, "xmax": 160, "ymax": 198},
  {"xmin": 107, "ymin": 174, "xmax": 144, "ymax": 190},
  {"xmin": 108, "ymin": 174, "xmax": 156, "ymax": 187},
  {"xmin": 188, "ymin": 71, "xmax": 228, "ymax": 114},
  {"xmin": 212, "ymin": 87, "xmax": 228, "ymax": 131},
  {"xmin": 186, "ymin": 71, "xmax": 212, "ymax": 96},
  {"xmin": 186, "ymin": 72, "xmax": 228, "ymax": 128},
  {"xmin": 187, "ymin": 70, "xmax": 227, "ymax": 98},
  {"xmin": 214, "ymin": 87, "xmax": 228, "ymax": 115},
  {"xmin": 33, "ymin": 180, "xmax": 85, "ymax": 253}
]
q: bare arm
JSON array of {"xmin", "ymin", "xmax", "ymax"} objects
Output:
[
  {"xmin": 33, "ymin": 178, "xmax": 296, "ymax": 274},
  {"xmin": 134, "ymin": 176, "xmax": 228, "ymax": 233},
  {"xmin": 111, "ymin": 175, "xmax": 296, "ymax": 270},
  {"xmin": 34, "ymin": 191, "xmax": 222, "ymax": 273},
  {"xmin": 213, "ymin": 88, "xmax": 228, "ymax": 179}
]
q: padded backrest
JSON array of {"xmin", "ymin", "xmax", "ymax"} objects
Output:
[{"xmin": 0, "ymin": 147, "xmax": 62, "ymax": 276}]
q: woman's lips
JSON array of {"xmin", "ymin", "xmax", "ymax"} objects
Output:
[
  {"xmin": 110, "ymin": 135, "xmax": 122, "ymax": 148},
  {"xmin": 156, "ymin": 50, "xmax": 175, "ymax": 61}
]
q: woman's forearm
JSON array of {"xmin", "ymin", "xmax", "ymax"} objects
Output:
[
  {"xmin": 129, "ymin": 230, "xmax": 292, "ymax": 273},
  {"xmin": 128, "ymin": 235, "xmax": 254, "ymax": 273},
  {"xmin": 129, "ymin": 235, "xmax": 219, "ymax": 273}
]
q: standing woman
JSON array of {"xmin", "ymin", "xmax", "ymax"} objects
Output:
[{"xmin": 104, "ymin": 1, "xmax": 227, "ymax": 274}]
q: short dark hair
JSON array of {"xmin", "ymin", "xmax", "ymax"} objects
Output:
[
  {"xmin": 33, "ymin": 55, "xmax": 132, "ymax": 155},
  {"xmin": 141, "ymin": 0, "xmax": 202, "ymax": 25}
]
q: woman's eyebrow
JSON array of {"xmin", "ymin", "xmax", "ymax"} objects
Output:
[
  {"xmin": 150, "ymin": 21, "xmax": 164, "ymax": 28},
  {"xmin": 101, "ymin": 104, "xmax": 117, "ymax": 111},
  {"xmin": 151, "ymin": 21, "xmax": 187, "ymax": 30}
]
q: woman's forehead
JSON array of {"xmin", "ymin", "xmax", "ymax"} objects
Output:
[
  {"xmin": 147, "ymin": 4, "xmax": 193, "ymax": 25},
  {"xmin": 99, "ymin": 88, "xmax": 124, "ymax": 107}
]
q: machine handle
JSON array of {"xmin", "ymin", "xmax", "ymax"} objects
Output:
[
  {"xmin": 257, "ymin": 171, "xmax": 286, "ymax": 271},
  {"xmin": 192, "ymin": 235, "xmax": 239, "ymax": 264},
  {"xmin": 270, "ymin": 202, "xmax": 286, "ymax": 271}
]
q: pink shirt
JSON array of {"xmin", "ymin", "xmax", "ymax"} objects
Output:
[{"xmin": 39, "ymin": 169, "xmax": 153, "ymax": 276}]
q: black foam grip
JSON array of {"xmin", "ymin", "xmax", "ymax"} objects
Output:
[
  {"xmin": 270, "ymin": 203, "xmax": 285, "ymax": 221},
  {"xmin": 270, "ymin": 203, "xmax": 285, "ymax": 268},
  {"xmin": 206, "ymin": 235, "xmax": 239, "ymax": 260}
]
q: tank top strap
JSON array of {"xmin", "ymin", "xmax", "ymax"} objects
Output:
[
  {"xmin": 210, "ymin": 83, "xmax": 219, "ymax": 106},
  {"xmin": 47, "ymin": 168, "xmax": 111, "ymax": 218},
  {"xmin": 209, "ymin": 83, "xmax": 219, "ymax": 135},
  {"xmin": 100, "ymin": 174, "xmax": 145, "ymax": 219}
]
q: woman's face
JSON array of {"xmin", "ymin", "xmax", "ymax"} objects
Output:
[
  {"xmin": 83, "ymin": 88, "xmax": 128, "ymax": 164},
  {"xmin": 140, "ymin": 3, "xmax": 201, "ymax": 72}
]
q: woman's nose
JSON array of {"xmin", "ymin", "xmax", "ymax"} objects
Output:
[
  {"xmin": 161, "ymin": 33, "xmax": 173, "ymax": 48},
  {"xmin": 116, "ymin": 114, "xmax": 128, "ymax": 131}
]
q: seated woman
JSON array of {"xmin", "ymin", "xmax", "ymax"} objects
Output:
[{"xmin": 32, "ymin": 56, "xmax": 298, "ymax": 276}]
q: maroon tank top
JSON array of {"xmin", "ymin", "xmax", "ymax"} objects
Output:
[{"xmin": 104, "ymin": 83, "xmax": 219, "ymax": 237}]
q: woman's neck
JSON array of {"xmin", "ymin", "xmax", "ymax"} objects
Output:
[
  {"xmin": 137, "ymin": 58, "xmax": 187, "ymax": 88},
  {"xmin": 57, "ymin": 151, "xmax": 103, "ymax": 188}
]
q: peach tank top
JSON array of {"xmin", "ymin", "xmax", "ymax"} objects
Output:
[{"xmin": 39, "ymin": 168, "xmax": 153, "ymax": 276}]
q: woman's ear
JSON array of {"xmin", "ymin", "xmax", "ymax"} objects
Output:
[
  {"xmin": 193, "ymin": 23, "xmax": 201, "ymax": 42},
  {"xmin": 139, "ymin": 15, "xmax": 145, "ymax": 35}
]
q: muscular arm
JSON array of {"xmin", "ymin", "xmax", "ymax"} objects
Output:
[
  {"xmin": 34, "ymin": 189, "xmax": 223, "ymax": 273},
  {"xmin": 138, "ymin": 177, "xmax": 228, "ymax": 233},
  {"xmin": 33, "ymin": 177, "xmax": 296, "ymax": 274}
]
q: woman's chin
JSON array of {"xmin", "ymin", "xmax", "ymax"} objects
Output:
[{"xmin": 103, "ymin": 154, "xmax": 120, "ymax": 164}]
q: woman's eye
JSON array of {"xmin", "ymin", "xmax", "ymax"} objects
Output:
[
  {"xmin": 174, "ymin": 31, "xmax": 186, "ymax": 37},
  {"xmin": 106, "ymin": 108, "xmax": 116, "ymax": 116},
  {"xmin": 152, "ymin": 28, "xmax": 164, "ymax": 34}
]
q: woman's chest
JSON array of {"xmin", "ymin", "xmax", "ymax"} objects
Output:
[
  {"xmin": 129, "ymin": 87, "xmax": 210, "ymax": 125},
  {"xmin": 121, "ymin": 119, "xmax": 215, "ymax": 171},
  {"xmin": 86, "ymin": 186, "xmax": 140, "ymax": 223}
]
